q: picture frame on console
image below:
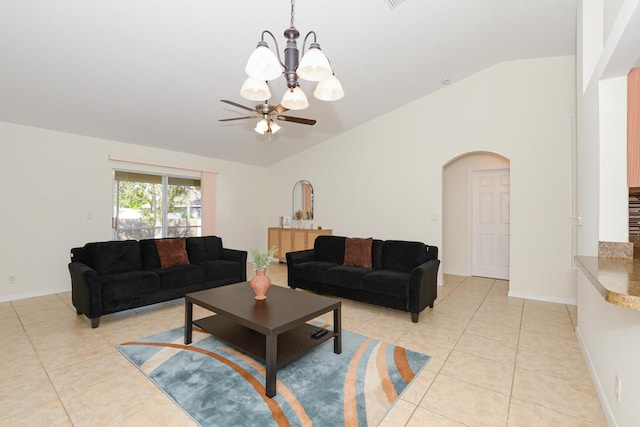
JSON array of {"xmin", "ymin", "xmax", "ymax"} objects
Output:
[{"xmin": 280, "ymin": 216, "xmax": 291, "ymax": 228}]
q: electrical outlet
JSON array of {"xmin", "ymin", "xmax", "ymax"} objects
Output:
[
  {"xmin": 8, "ymin": 275, "xmax": 16, "ymax": 284},
  {"xmin": 615, "ymin": 375, "xmax": 622, "ymax": 403}
]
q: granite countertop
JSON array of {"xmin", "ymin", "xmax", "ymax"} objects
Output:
[{"xmin": 575, "ymin": 256, "xmax": 640, "ymax": 310}]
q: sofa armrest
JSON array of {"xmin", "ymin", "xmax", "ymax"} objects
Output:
[
  {"xmin": 220, "ymin": 248, "xmax": 248, "ymax": 281},
  {"xmin": 68, "ymin": 262, "xmax": 102, "ymax": 319},
  {"xmin": 286, "ymin": 249, "xmax": 315, "ymax": 288},
  {"xmin": 286, "ymin": 249, "xmax": 315, "ymax": 265},
  {"xmin": 408, "ymin": 259, "xmax": 440, "ymax": 315}
]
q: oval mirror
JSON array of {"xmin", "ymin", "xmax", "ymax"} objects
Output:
[{"xmin": 292, "ymin": 180, "xmax": 314, "ymax": 222}]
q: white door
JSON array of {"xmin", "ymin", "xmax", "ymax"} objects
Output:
[{"xmin": 472, "ymin": 169, "xmax": 510, "ymax": 280}]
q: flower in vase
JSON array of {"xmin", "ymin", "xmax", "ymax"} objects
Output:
[{"xmin": 250, "ymin": 246, "xmax": 277, "ymax": 271}]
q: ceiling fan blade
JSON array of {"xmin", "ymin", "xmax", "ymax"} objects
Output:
[
  {"xmin": 276, "ymin": 115, "xmax": 317, "ymax": 125},
  {"xmin": 219, "ymin": 116, "xmax": 256, "ymax": 122},
  {"xmin": 220, "ymin": 99, "xmax": 257, "ymax": 113},
  {"xmin": 269, "ymin": 104, "xmax": 288, "ymax": 115}
]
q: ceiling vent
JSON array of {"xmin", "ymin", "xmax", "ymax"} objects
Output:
[{"xmin": 384, "ymin": 0, "xmax": 407, "ymax": 9}]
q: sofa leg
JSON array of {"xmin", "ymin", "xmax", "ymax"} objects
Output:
[
  {"xmin": 76, "ymin": 308, "xmax": 82, "ymax": 315},
  {"xmin": 411, "ymin": 312, "xmax": 418, "ymax": 323},
  {"xmin": 91, "ymin": 317, "xmax": 100, "ymax": 328}
]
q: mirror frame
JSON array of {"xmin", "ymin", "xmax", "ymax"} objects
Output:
[{"xmin": 292, "ymin": 180, "xmax": 314, "ymax": 221}]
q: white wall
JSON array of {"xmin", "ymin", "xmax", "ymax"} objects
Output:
[
  {"xmin": 0, "ymin": 121, "xmax": 269, "ymax": 301},
  {"xmin": 604, "ymin": 0, "xmax": 625, "ymax": 39},
  {"xmin": 582, "ymin": 0, "xmax": 604, "ymax": 92},
  {"xmin": 599, "ymin": 76, "xmax": 628, "ymax": 242},
  {"xmin": 443, "ymin": 152, "xmax": 510, "ymax": 276},
  {"xmin": 267, "ymin": 55, "xmax": 577, "ymax": 303},
  {"xmin": 576, "ymin": 1, "xmax": 640, "ymax": 425},
  {"xmin": 577, "ymin": 0, "xmax": 602, "ymax": 257},
  {"xmin": 577, "ymin": 271, "xmax": 640, "ymax": 427}
]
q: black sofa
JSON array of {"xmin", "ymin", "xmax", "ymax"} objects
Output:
[
  {"xmin": 69, "ymin": 236, "xmax": 246, "ymax": 327},
  {"xmin": 286, "ymin": 235, "xmax": 439, "ymax": 322}
]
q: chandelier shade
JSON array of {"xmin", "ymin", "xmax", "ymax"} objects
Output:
[
  {"xmin": 240, "ymin": 77, "xmax": 272, "ymax": 101},
  {"xmin": 281, "ymin": 86, "xmax": 309, "ymax": 110},
  {"xmin": 297, "ymin": 45, "xmax": 332, "ymax": 81},
  {"xmin": 244, "ymin": 44, "xmax": 283, "ymax": 81},
  {"xmin": 314, "ymin": 74, "xmax": 345, "ymax": 101}
]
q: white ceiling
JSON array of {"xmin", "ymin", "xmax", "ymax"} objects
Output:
[{"xmin": 0, "ymin": 0, "xmax": 577, "ymax": 166}]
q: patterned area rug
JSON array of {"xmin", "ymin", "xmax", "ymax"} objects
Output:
[{"xmin": 117, "ymin": 326, "xmax": 430, "ymax": 426}]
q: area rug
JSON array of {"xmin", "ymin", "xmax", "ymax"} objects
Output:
[{"xmin": 117, "ymin": 326, "xmax": 430, "ymax": 427}]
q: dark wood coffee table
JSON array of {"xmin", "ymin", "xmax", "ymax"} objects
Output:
[{"xmin": 184, "ymin": 281, "xmax": 341, "ymax": 397}]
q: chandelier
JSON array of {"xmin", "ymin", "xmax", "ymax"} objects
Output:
[{"xmin": 239, "ymin": 0, "xmax": 345, "ymax": 115}]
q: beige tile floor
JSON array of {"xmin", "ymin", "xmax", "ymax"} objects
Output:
[{"xmin": 0, "ymin": 263, "xmax": 607, "ymax": 426}]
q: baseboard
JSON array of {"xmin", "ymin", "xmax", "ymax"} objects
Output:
[
  {"xmin": 0, "ymin": 286, "xmax": 69, "ymax": 303},
  {"xmin": 442, "ymin": 270, "xmax": 471, "ymax": 277},
  {"xmin": 506, "ymin": 291, "xmax": 577, "ymax": 306},
  {"xmin": 575, "ymin": 326, "xmax": 617, "ymax": 427}
]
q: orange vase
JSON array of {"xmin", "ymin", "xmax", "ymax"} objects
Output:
[{"xmin": 250, "ymin": 269, "xmax": 271, "ymax": 300}]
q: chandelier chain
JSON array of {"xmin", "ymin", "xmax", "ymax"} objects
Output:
[{"xmin": 290, "ymin": 0, "xmax": 295, "ymax": 28}]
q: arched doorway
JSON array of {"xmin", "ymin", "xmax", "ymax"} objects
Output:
[{"xmin": 442, "ymin": 152, "xmax": 510, "ymax": 279}]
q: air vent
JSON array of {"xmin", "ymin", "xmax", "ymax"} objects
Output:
[{"xmin": 384, "ymin": 0, "xmax": 407, "ymax": 9}]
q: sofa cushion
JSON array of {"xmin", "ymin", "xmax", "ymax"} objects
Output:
[
  {"xmin": 425, "ymin": 245, "xmax": 439, "ymax": 262},
  {"xmin": 325, "ymin": 265, "xmax": 371, "ymax": 290},
  {"xmin": 344, "ymin": 237, "xmax": 373, "ymax": 268},
  {"xmin": 153, "ymin": 264, "xmax": 206, "ymax": 289},
  {"xmin": 362, "ymin": 270, "xmax": 411, "ymax": 298},
  {"xmin": 186, "ymin": 236, "xmax": 222, "ymax": 263},
  {"xmin": 314, "ymin": 236, "xmax": 346, "ymax": 264},
  {"xmin": 290, "ymin": 261, "xmax": 338, "ymax": 283},
  {"xmin": 101, "ymin": 270, "xmax": 162, "ymax": 300},
  {"xmin": 381, "ymin": 240, "xmax": 427, "ymax": 273},
  {"xmin": 371, "ymin": 240, "xmax": 384, "ymax": 269},
  {"xmin": 139, "ymin": 239, "xmax": 161, "ymax": 269},
  {"xmin": 196, "ymin": 260, "xmax": 243, "ymax": 281},
  {"xmin": 85, "ymin": 240, "xmax": 141, "ymax": 275},
  {"xmin": 155, "ymin": 238, "xmax": 189, "ymax": 268},
  {"xmin": 70, "ymin": 247, "xmax": 88, "ymax": 265}
]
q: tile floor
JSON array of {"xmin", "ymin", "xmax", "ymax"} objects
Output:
[{"xmin": 0, "ymin": 263, "xmax": 607, "ymax": 426}]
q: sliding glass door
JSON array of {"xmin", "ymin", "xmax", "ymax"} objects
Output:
[{"xmin": 113, "ymin": 171, "xmax": 201, "ymax": 240}]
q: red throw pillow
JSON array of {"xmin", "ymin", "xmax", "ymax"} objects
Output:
[
  {"xmin": 343, "ymin": 237, "xmax": 373, "ymax": 268},
  {"xmin": 155, "ymin": 238, "xmax": 190, "ymax": 268}
]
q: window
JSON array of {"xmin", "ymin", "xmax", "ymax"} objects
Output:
[{"xmin": 113, "ymin": 171, "xmax": 201, "ymax": 240}]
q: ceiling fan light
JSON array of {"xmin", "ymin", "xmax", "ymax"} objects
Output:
[
  {"xmin": 254, "ymin": 118, "xmax": 270, "ymax": 134},
  {"xmin": 281, "ymin": 86, "xmax": 309, "ymax": 110},
  {"xmin": 240, "ymin": 77, "xmax": 271, "ymax": 101},
  {"xmin": 314, "ymin": 74, "xmax": 345, "ymax": 101},
  {"xmin": 297, "ymin": 46, "xmax": 332, "ymax": 82},
  {"xmin": 269, "ymin": 120, "xmax": 281, "ymax": 134},
  {"xmin": 245, "ymin": 45, "xmax": 282, "ymax": 81}
]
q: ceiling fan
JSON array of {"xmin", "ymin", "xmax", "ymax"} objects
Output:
[{"xmin": 219, "ymin": 100, "xmax": 316, "ymax": 135}]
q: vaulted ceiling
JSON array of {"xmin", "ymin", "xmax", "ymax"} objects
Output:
[{"xmin": 0, "ymin": 0, "xmax": 577, "ymax": 166}]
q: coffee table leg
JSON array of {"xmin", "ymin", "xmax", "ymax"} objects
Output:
[
  {"xmin": 265, "ymin": 334, "xmax": 277, "ymax": 397},
  {"xmin": 184, "ymin": 299, "xmax": 193, "ymax": 345},
  {"xmin": 334, "ymin": 305, "xmax": 342, "ymax": 354}
]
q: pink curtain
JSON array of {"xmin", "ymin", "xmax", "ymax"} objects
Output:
[{"xmin": 201, "ymin": 171, "xmax": 217, "ymax": 235}]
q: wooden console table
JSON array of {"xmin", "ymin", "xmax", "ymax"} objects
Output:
[{"xmin": 268, "ymin": 227, "xmax": 332, "ymax": 261}]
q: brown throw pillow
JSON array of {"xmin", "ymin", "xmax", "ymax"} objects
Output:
[
  {"xmin": 155, "ymin": 238, "xmax": 190, "ymax": 268},
  {"xmin": 343, "ymin": 237, "xmax": 373, "ymax": 268}
]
